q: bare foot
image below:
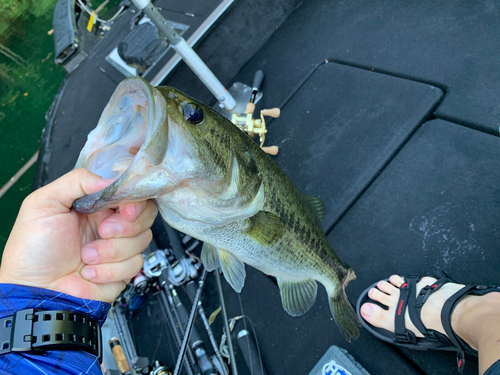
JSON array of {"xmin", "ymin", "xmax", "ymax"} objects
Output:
[
  {"xmin": 360, "ymin": 275, "xmax": 500, "ymax": 374},
  {"xmin": 360, "ymin": 275, "xmax": 473, "ymax": 347}
]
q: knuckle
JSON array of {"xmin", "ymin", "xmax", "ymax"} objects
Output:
[
  {"xmin": 109, "ymin": 240, "xmax": 120, "ymax": 260},
  {"xmin": 22, "ymin": 192, "xmax": 37, "ymax": 207},
  {"xmin": 107, "ymin": 265, "xmax": 119, "ymax": 282},
  {"xmin": 142, "ymin": 230, "xmax": 153, "ymax": 246},
  {"xmin": 131, "ymin": 254, "xmax": 144, "ymax": 271}
]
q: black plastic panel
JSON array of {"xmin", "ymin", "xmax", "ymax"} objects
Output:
[
  {"xmin": 330, "ymin": 119, "xmax": 500, "ymax": 374},
  {"xmin": 266, "ymin": 62, "xmax": 443, "ymax": 231}
]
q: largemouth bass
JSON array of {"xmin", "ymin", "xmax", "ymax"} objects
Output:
[{"xmin": 73, "ymin": 77, "xmax": 360, "ymax": 341}]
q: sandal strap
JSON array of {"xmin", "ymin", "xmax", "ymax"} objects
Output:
[
  {"xmin": 440, "ymin": 283, "xmax": 500, "ymax": 373},
  {"xmin": 394, "ymin": 274, "xmax": 418, "ymax": 344},
  {"xmin": 410, "ymin": 271, "xmax": 455, "ymax": 339},
  {"xmin": 441, "ymin": 284, "xmax": 478, "ymax": 374}
]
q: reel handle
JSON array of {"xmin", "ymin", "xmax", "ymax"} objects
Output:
[
  {"xmin": 262, "ymin": 145, "xmax": 279, "ymax": 155},
  {"xmin": 262, "ymin": 108, "xmax": 280, "ymax": 118}
]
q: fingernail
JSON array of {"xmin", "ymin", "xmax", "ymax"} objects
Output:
[
  {"xmin": 81, "ymin": 246, "xmax": 97, "ymax": 263},
  {"xmin": 362, "ymin": 304, "xmax": 373, "ymax": 317},
  {"xmin": 81, "ymin": 268, "xmax": 96, "ymax": 280},
  {"xmin": 102, "ymin": 222, "xmax": 122, "ymax": 237}
]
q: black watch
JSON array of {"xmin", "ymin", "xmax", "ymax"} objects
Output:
[{"xmin": 0, "ymin": 309, "xmax": 102, "ymax": 362}]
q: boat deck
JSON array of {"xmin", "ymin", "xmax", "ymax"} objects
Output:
[{"xmin": 36, "ymin": 1, "xmax": 500, "ymax": 374}]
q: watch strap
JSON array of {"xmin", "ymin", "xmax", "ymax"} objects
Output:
[{"xmin": 0, "ymin": 309, "xmax": 102, "ymax": 361}]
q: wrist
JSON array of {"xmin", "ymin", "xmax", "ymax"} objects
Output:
[{"xmin": 0, "ymin": 271, "xmax": 50, "ymax": 292}]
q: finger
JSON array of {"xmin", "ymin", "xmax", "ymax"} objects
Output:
[
  {"xmin": 81, "ymin": 230, "xmax": 152, "ymax": 264},
  {"xmin": 119, "ymin": 200, "xmax": 148, "ymax": 222},
  {"xmin": 29, "ymin": 168, "xmax": 115, "ymax": 213},
  {"xmin": 81, "ymin": 253, "xmax": 144, "ymax": 284},
  {"xmin": 98, "ymin": 200, "xmax": 158, "ymax": 238}
]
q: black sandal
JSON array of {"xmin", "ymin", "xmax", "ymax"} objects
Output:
[{"xmin": 356, "ymin": 271, "xmax": 500, "ymax": 373}]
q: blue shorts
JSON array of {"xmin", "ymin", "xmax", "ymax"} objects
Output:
[{"xmin": 485, "ymin": 359, "xmax": 500, "ymax": 375}]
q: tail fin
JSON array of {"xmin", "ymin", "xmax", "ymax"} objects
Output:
[{"xmin": 329, "ymin": 269, "xmax": 361, "ymax": 342}]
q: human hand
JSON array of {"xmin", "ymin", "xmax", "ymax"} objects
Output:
[{"xmin": 0, "ymin": 168, "xmax": 158, "ymax": 303}]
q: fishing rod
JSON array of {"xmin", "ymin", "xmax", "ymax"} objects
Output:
[
  {"xmin": 157, "ymin": 224, "xmax": 236, "ymax": 375},
  {"xmin": 173, "ymin": 269, "xmax": 207, "ymax": 375},
  {"xmin": 143, "ymin": 233, "xmax": 224, "ymax": 374},
  {"xmin": 116, "ymin": 222, "xmax": 263, "ymax": 375}
]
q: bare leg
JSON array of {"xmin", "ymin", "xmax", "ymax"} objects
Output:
[{"xmin": 360, "ymin": 275, "xmax": 500, "ymax": 375}]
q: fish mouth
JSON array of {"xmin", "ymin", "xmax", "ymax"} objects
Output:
[
  {"xmin": 73, "ymin": 77, "xmax": 169, "ymax": 213},
  {"xmin": 75, "ymin": 77, "xmax": 160, "ymax": 179}
]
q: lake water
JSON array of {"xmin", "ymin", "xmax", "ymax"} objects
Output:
[
  {"xmin": 0, "ymin": 0, "xmax": 118, "ymax": 251},
  {"xmin": 0, "ymin": 0, "xmax": 66, "ymax": 250}
]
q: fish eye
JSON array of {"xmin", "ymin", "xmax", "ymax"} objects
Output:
[{"xmin": 183, "ymin": 103, "xmax": 204, "ymax": 124}]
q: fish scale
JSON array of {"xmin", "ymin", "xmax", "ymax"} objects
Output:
[{"xmin": 72, "ymin": 76, "xmax": 361, "ymax": 341}]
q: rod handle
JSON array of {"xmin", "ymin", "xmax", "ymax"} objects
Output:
[
  {"xmin": 252, "ymin": 70, "xmax": 264, "ymax": 91},
  {"xmin": 245, "ymin": 102, "xmax": 256, "ymax": 115},
  {"xmin": 109, "ymin": 337, "xmax": 131, "ymax": 374},
  {"xmin": 237, "ymin": 330, "xmax": 267, "ymax": 375}
]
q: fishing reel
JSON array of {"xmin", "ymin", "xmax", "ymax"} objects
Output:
[
  {"xmin": 230, "ymin": 70, "xmax": 280, "ymax": 155},
  {"xmin": 231, "ymin": 107, "xmax": 280, "ymax": 155}
]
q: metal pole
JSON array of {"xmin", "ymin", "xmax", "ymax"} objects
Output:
[
  {"xmin": 215, "ymin": 272, "xmax": 238, "ymax": 375},
  {"xmin": 131, "ymin": 0, "xmax": 236, "ymax": 111},
  {"xmin": 173, "ymin": 269, "xmax": 208, "ymax": 375}
]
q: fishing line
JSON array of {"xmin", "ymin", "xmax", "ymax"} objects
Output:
[
  {"xmin": 236, "ymin": 295, "xmax": 253, "ymax": 374},
  {"xmin": 232, "ymin": 313, "xmax": 265, "ymax": 375},
  {"xmin": 151, "ymin": 318, "xmax": 165, "ymax": 365},
  {"xmin": 161, "ymin": 318, "xmax": 178, "ymax": 363}
]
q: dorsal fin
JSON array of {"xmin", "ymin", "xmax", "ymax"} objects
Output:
[{"xmin": 305, "ymin": 194, "xmax": 326, "ymax": 221}]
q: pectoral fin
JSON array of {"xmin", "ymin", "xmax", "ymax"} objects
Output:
[
  {"xmin": 305, "ymin": 194, "xmax": 326, "ymax": 221},
  {"xmin": 201, "ymin": 242, "xmax": 220, "ymax": 271},
  {"xmin": 219, "ymin": 249, "xmax": 246, "ymax": 293},
  {"xmin": 245, "ymin": 211, "xmax": 286, "ymax": 246},
  {"xmin": 277, "ymin": 278, "xmax": 318, "ymax": 316}
]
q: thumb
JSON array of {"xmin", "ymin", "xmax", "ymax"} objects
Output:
[{"xmin": 32, "ymin": 168, "xmax": 115, "ymax": 213}]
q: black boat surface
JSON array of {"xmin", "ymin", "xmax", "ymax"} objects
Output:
[{"xmin": 36, "ymin": 1, "xmax": 500, "ymax": 374}]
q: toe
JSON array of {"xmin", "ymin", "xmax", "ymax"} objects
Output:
[
  {"xmin": 361, "ymin": 303, "xmax": 393, "ymax": 331},
  {"xmin": 368, "ymin": 287, "xmax": 394, "ymax": 307},
  {"xmin": 377, "ymin": 280, "xmax": 399, "ymax": 295},
  {"xmin": 389, "ymin": 275, "xmax": 405, "ymax": 287}
]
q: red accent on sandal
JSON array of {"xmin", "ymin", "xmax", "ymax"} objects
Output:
[
  {"xmin": 401, "ymin": 283, "xmax": 407, "ymax": 289},
  {"xmin": 431, "ymin": 284, "xmax": 438, "ymax": 288},
  {"xmin": 398, "ymin": 299, "xmax": 404, "ymax": 315},
  {"xmin": 458, "ymin": 359, "xmax": 463, "ymax": 367}
]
